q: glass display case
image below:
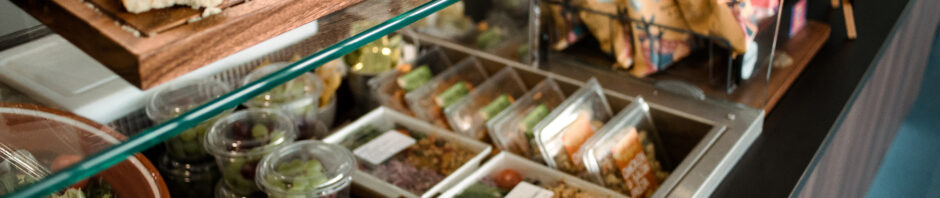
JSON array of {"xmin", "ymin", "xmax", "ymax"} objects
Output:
[{"xmin": 0, "ymin": 0, "xmax": 832, "ymax": 197}]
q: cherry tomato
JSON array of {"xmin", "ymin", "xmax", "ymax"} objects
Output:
[{"xmin": 494, "ymin": 169, "xmax": 523, "ymax": 190}]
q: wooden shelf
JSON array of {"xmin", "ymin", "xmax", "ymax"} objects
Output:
[
  {"xmin": 545, "ymin": 21, "xmax": 830, "ymax": 111},
  {"xmin": 12, "ymin": 0, "xmax": 360, "ymax": 89}
]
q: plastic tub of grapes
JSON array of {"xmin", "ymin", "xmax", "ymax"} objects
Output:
[{"xmin": 0, "ymin": 103, "xmax": 170, "ymax": 197}]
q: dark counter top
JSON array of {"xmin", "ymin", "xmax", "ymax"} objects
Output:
[{"xmin": 712, "ymin": 0, "xmax": 913, "ymax": 196}]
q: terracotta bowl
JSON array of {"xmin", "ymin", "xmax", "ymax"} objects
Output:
[{"xmin": 0, "ymin": 103, "xmax": 170, "ymax": 197}]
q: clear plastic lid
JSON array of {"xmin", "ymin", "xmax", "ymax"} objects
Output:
[
  {"xmin": 582, "ymin": 98, "xmax": 668, "ymax": 197},
  {"xmin": 204, "ymin": 109, "xmax": 298, "ymax": 158},
  {"xmin": 369, "ymin": 47, "xmax": 453, "ymax": 115},
  {"xmin": 532, "ymin": 78, "xmax": 613, "ymax": 176},
  {"xmin": 405, "ymin": 57, "xmax": 489, "ymax": 129},
  {"xmin": 146, "ymin": 79, "xmax": 232, "ymax": 123},
  {"xmin": 486, "ymin": 78, "xmax": 566, "ymax": 161},
  {"xmin": 257, "ymin": 140, "xmax": 356, "ymax": 197},
  {"xmin": 444, "ymin": 67, "xmax": 527, "ymax": 140},
  {"xmin": 241, "ymin": 62, "xmax": 323, "ymax": 112}
]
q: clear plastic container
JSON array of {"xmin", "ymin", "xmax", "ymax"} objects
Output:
[
  {"xmin": 444, "ymin": 67, "xmax": 527, "ymax": 140},
  {"xmin": 369, "ymin": 47, "xmax": 453, "ymax": 116},
  {"xmin": 405, "ymin": 57, "xmax": 489, "ymax": 129},
  {"xmin": 146, "ymin": 79, "xmax": 232, "ymax": 163},
  {"xmin": 256, "ymin": 140, "xmax": 356, "ymax": 198},
  {"xmin": 242, "ymin": 62, "xmax": 329, "ymax": 140},
  {"xmin": 582, "ymin": 98, "xmax": 669, "ymax": 198},
  {"xmin": 204, "ymin": 109, "xmax": 298, "ymax": 197},
  {"xmin": 158, "ymin": 155, "xmax": 219, "ymax": 198},
  {"xmin": 533, "ymin": 78, "xmax": 613, "ymax": 176},
  {"xmin": 323, "ymin": 107, "xmax": 491, "ymax": 198},
  {"xmin": 439, "ymin": 153, "xmax": 625, "ymax": 198},
  {"xmin": 486, "ymin": 78, "xmax": 566, "ymax": 161}
]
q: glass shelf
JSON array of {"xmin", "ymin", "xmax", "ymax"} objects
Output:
[{"xmin": 1, "ymin": 0, "xmax": 458, "ymax": 197}]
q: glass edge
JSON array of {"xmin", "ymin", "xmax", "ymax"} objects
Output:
[{"xmin": 3, "ymin": 0, "xmax": 459, "ymax": 197}]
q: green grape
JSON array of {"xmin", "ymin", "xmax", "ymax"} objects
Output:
[{"xmin": 252, "ymin": 124, "xmax": 269, "ymax": 139}]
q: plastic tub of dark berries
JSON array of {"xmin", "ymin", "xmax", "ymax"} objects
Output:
[
  {"xmin": 256, "ymin": 140, "xmax": 356, "ymax": 198},
  {"xmin": 485, "ymin": 78, "xmax": 567, "ymax": 163},
  {"xmin": 405, "ymin": 57, "xmax": 489, "ymax": 129},
  {"xmin": 242, "ymin": 62, "xmax": 334, "ymax": 140},
  {"xmin": 322, "ymin": 107, "xmax": 492, "ymax": 198},
  {"xmin": 368, "ymin": 47, "xmax": 453, "ymax": 116},
  {"xmin": 533, "ymin": 78, "xmax": 614, "ymax": 177},
  {"xmin": 582, "ymin": 97, "xmax": 672, "ymax": 198},
  {"xmin": 204, "ymin": 109, "xmax": 298, "ymax": 197},
  {"xmin": 439, "ymin": 152, "xmax": 625, "ymax": 198},
  {"xmin": 444, "ymin": 67, "xmax": 528, "ymax": 141}
]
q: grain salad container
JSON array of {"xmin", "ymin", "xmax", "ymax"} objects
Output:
[
  {"xmin": 439, "ymin": 152, "xmax": 625, "ymax": 198},
  {"xmin": 323, "ymin": 107, "xmax": 491, "ymax": 198}
]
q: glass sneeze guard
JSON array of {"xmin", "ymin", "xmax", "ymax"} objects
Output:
[{"xmin": 2, "ymin": 0, "xmax": 459, "ymax": 197}]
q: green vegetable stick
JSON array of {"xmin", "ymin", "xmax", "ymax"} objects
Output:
[
  {"xmin": 479, "ymin": 94, "xmax": 514, "ymax": 120},
  {"xmin": 436, "ymin": 81, "xmax": 470, "ymax": 108},
  {"xmin": 398, "ymin": 65, "xmax": 433, "ymax": 92},
  {"xmin": 520, "ymin": 104, "xmax": 550, "ymax": 137}
]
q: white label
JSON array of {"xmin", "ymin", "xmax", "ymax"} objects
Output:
[
  {"xmin": 353, "ymin": 130, "xmax": 416, "ymax": 165},
  {"xmin": 505, "ymin": 181, "xmax": 554, "ymax": 198}
]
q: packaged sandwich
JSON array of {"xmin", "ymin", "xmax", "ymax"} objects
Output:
[
  {"xmin": 533, "ymin": 78, "xmax": 613, "ymax": 176},
  {"xmin": 582, "ymin": 98, "xmax": 669, "ymax": 198}
]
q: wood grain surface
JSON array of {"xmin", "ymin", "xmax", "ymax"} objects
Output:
[
  {"xmin": 86, "ymin": 0, "xmax": 245, "ymax": 36},
  {"xmin": 11, "ymin": 0, "xmax": 362, "ymax": 89}
]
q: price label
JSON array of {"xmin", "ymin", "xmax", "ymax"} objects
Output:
[
  {"xmin": 353, "ymin": 130, "xmax": 415, "ymax": 165},
  {"xmin": 506, "ymin": 181, "xmax": 554, "ymax": 198}
]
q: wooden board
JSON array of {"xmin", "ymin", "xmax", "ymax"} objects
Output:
[
  {"xmin": 12, "ymin": 0, "xmax": 362, "ymax": 89},
  {"xmin": 545, "ymin": 21, "xmax": 830, "ymax": 111},
  {"xmin": 656, "ymin": 21, "xmax": 831, "ymax": 112}
]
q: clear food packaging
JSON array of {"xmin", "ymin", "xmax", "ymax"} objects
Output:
[
  {"xmin": 323, "ymin": 107, "xmax": 491, "ymax": 198},
  {"xmin": 444, "ymin": 67, "xmax": 527, "ymax": 140},
  {"xmin": 314, "ymin": 59, "xmax": 346, "ymax": 127},
  {"xmin": 242, "ymin": 62, "xmax": 330, "ymax": 139},
  {"xmin": 369, "ymin": 47, "xmax": 453, "ymax": 115},
  {"xmin": 204, "ymin": 109, "xmax": 298, "ymax": 197},
  {"xmin": 582, "ymin": 98, "xmax": 669, "ymax": 198},
  {"xmin": 439, "ymin": 153, "xmax": 625, "ymax": 198},
  {"xmin": 257, "ymin": 140, "xmax": 356, "ymax": 198},
  {"xmin": 405, "ymin": 57, "xmax": 489, "ymax": 129},
  {"xmin": 146, "ymin": 79, "xmax": 232, "ymax": 163},
  {"xmin": 486, "ymin": 78, "xmax": 566, "ymax": 161},
  {"xmin": 533, "ymin": 78, "xmax": 614, "ymax": 176}
]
